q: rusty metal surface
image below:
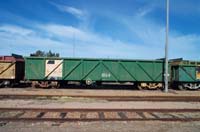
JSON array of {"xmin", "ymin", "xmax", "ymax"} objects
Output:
[{"xmin": 0, "ymin": 56, "xmax": 24, "ymax": 62}]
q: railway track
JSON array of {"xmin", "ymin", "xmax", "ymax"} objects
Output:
[
  {"xmin": 0, "ymin": 94, "xmax": 200, "ymax": 102},
  {"xmin": 0, "ymin": 108, "xmax": 200, "ymax": 122}
]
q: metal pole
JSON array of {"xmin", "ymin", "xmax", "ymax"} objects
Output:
[
  {"xmin": 164, "ymin": 0, "xmax": 169, "ymax": 92},
  {"xmin": 73, "ymin": 32, "xmax": 75, "ymax": 57}
]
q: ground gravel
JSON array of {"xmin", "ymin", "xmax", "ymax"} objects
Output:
[{"xmin": 0, "ymin": 121, "xmax": 200, "ymax": 132}]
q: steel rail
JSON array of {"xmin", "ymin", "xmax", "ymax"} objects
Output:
[
  {"xmin": 0, "ymin": 108, "xmax": 200, "ymax": 112},
  {"xmin": 0, "ymin": 94, "xmax": 200, "ymax": 102}
]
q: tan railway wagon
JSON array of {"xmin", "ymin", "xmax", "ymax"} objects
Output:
[{"xmin": 0, "ymin": 55, "xmax": 24, "ymax": 87}]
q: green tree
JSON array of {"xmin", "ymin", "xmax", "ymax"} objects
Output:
[{"xmin": 30, "ymin": 50, "xmax": 60, "ymax": 57}]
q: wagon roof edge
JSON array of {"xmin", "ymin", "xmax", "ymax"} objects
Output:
[{"xmin": 24, "ymin": 56, "xmax": 165, "ymax": 62}]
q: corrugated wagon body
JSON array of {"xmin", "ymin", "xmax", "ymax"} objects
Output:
[
  {"xmin": 25, "ymin": 57, "xmax": 164, "ymax": 89},
  {"xmin": 62, "ymin": 59, "xmax": 164, "ymax": 82},
  {"xmin": 171, "ymin": 60, "xmax": 200, "ymax": 90},
  {"xmin": 25, "ymin": 57, "xmax": 45, "ymax": 80},
  {"xmin": 0, "ymin": 55, "xmax": 24, "ymax": 87}
]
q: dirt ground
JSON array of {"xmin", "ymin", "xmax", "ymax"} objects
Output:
[
  {"xmin": 0, "ymin": 88, "xmax": 200, "ymax": 97},
  {"xmin": 0, "ymin": 121, "xmax": 200, "ymax": 132},
  {"xmin": 0, "ymin": 99, "xmax": 200, "ymax": 109}
]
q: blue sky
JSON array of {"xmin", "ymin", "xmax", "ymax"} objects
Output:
[{"xmin": 0, "ymin": 0, "xmax": 200, "ymax": 60}]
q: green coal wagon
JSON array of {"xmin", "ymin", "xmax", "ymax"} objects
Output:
[
  {"xmin": 170, "ymin": 60, "xmax": 200, "ymax": 90},
  {"xmin": 25, "ymin": 57, "xmax": 165, "ymax": 89}
]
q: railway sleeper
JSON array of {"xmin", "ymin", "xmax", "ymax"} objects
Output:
[{"xmin": 1, "ymin": 110, "xmax": 200, "ymax": 122}]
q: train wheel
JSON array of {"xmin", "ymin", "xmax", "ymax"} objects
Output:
[
  {"xmin": 4, "ymin": 80, "xmax": 14, "ymax": 88},
  {"xmin": 138, "ymin": 85, "xmax": 143, "ymax": 90},
  {"xmin": 51, "ymin": 81, "xmax": 60, "ymax": 89},
  {"xmin": 138, "ymin": 83, "xmax": 148, "ymax": 90},
  {"xmin": 31, "ymin": 81, "xmax": 39, "ymax": 88},
  {"xmin": 178, "ymin": 84, "xmax": 185, "ymax": 90},
  {"xmin": 147, "ymin": 83, "xmax": 158, "ymax": 90},
  {"xmin": 39, "ymin": 81, "xmax": 50, "ymax": 88},
  {"xmin": 0, "ymin": 81, "xmax": 4, "ymax": 87}
]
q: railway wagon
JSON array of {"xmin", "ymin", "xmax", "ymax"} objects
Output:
[
  {"xmin": 25, "ymin": 57, "xmax": 165, "ymax": 89},
  {"xmin": 0, "ymin": 54, "xmax": 24, "ymax": 87},
  {"xmin": 171, "ymin": 60, "xmax": 200, "ymax": 90}
]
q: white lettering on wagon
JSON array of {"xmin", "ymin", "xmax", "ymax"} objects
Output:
[{"xmin": 101, "ymin": 73, "xmax": 111, "ymax": 78}]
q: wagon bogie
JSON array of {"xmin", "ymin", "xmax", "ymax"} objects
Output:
[
  {"xmin": 173, "ymin": 82, "xmax": 200, "ymax": 90},
  {"xmin": 31, "ymin": 81, "xmax": 60, "ymax": 88},
  {"xmin": 183, "ymin": 83, "xmax": 200, "ymax": 90},
  {"xmin": 138, "ymin": 82, "xmax": 163, "ymax": 90}
]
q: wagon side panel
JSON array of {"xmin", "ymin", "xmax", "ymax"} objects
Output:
[
  {"xmin": 178, "ymin": 66, "xmax": 198, "ymax": 82},
  {"xmin": 62, "ymin": 59, "xmax": 164, "ymax": 83},
  {"xmin": 25, "ymin": 58, "xmax": 45, "ymax": 80},
  {"xmin": 0, "ymin": 61, "xmax": 16, "ymax": 79},
  {"xmin": 82, "ymin": 60, "xmax": 102, "ymax": 81},
  {"xmin": 122, "ymin": 61, "xmax": 164, "ymax": 82},
  {"xmin": 62, "ymin": 59, "xmax": 83, "ymax": 81}
]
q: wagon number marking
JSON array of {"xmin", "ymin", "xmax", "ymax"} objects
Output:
[{"xmin": 101, "ymin": 73, "xmax": 111, "ymax": 78}]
